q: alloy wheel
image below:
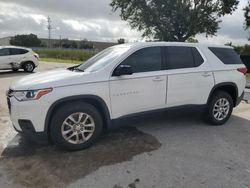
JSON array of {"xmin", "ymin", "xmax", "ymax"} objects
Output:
[
  {"xmin": 61, "ymin": 112, "xmax": 95, "ymax": 144},
  {"xmin": 212, "ymin": 98, "xmax": 230, "ymax": 121}
]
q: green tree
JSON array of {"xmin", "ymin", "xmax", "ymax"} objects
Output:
[
  {"xmin": 61, "ymin": 39, "xmax": 71, "ymax": 48},
  {"xmin": 225, "ymin": 42, "xmax": 233, "ymax": 46},
  {"xmin": 79, "ymin": 39, "xmax": 93, "ymax": 49},
  {"xmin": 60, "ymin": 39, "xmax": 78, "ymax": 49},
  {"xmin": 244, "ymin": 1, "xmax": 250, "ymax": 40},
  {"xmin": 118, "ymin": 38, "xmax": 125, "ymax": 44},
  {"xmin": 111, "ymin": 0, "xmax": 239, "ymax": 42},
  {"xmin": 234, "ymin": 44, "xmax": 250, "ymax": 55},
  {"xmin": 70, "ymin": 41, "xmax": 78, "ymax": 49},
  {"xmin": 186, "ymin": 37, "xmax": 198, "ymax": 43},
  {"xmin": 10, "ymin": 34, "xmax": 41, "ymax": 47}
]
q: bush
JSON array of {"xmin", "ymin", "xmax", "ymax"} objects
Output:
[
  {"xmin": 10, "ymin": 34, "xmax": 41, "ymax": 47},
  {"xmin": 34, "ymin": 48, "xmax": 97, "ymax": 62}
]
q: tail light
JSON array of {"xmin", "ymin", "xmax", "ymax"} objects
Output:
[
  {"xmin": 34, "ymin": 53, "xmax": 39, "ymax": 60},
  {"xmin": 237, "ymin": 67, "xmax": 248, "ymax": 75}
]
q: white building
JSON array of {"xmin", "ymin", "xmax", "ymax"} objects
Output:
[{"xmin": 0, "ymin": 36, "xmax": 12, "ymax": 45}]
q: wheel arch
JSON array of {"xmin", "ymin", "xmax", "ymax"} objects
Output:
[
  {"xmin": 45, "ymin": 95, "xmax": 112, "ymax": 137},
  {"xmin": 207, "ymin": 82, "xmax": 239, "ymax": 107},
  {"xmin": 21, "ymin": 61, "xmax": 35, "ymax": 68}
]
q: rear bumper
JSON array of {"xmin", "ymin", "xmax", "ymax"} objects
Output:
[{"xmin": 235, "ymin": 92, "xmax": 244, "ymax": 106}]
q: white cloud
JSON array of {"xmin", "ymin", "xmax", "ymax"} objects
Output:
[
  {"xmin": 62, "ymin": 19, "xmax": 103, "ymax": 33},
  {"xmin": 0, "ymin": 0, "xmax": 249, "ymax": 45},
  {"xmin": 29, "ymin": 14, "xmax": 47, "ymax": 25},
  {"xmin": 63, "ymin": 20, "xmax": 92, "ymax": 32}
]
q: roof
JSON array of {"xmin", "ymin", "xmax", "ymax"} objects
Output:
[
  {"xmin": 0, "ymin": 45, "xmax": 31, "ymax": 50},
  {"xmin": 115, "ymin": 42, "xmax": 233, "ymax": 49}
]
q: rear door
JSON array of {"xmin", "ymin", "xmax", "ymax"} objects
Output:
[
  {"xmin": 9, "ymin": 48, "xmax": 29, "ymax": 64},
  {"xmin": 0, "ymin": 48, "xmax": 11, "ymax": 69},
  {"xmin": 165, "ymin": 46, "xmax": 214, "ymax": 107}
]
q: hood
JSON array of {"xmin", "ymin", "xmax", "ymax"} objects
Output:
[{"xmin": 10, "ymin": 69, "xmax": 92, "ymax": 90}]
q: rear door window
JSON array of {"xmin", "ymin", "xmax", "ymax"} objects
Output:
[
  {"xmin": 0, "ymin": 48, "xmax": 10, "ymax": 56},
  {"xmin": 209, "ymin": 47, "xmax": 243, "ymax": 65},
  {"xmin": 10, "ymin": 48, "xmax": 29, "ymax": 55},
  {"xmin": 165, "ymin": 46, "xmax": 200, "ymax": 70}
]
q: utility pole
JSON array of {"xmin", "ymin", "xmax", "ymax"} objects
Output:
[
  {"xmin": 59, "ymin": 35, "xmax": 62, "ymax": 48},
  {"xmin": 47, "ymin": 16, "xmax": 52, "ymax": 48}
]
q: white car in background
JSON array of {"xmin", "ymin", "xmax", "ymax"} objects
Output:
[{"xmin": 0, "ymin": 46, "xmax": 39, "ymax": 72}]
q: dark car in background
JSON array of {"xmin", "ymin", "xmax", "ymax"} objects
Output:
[{"xmin": 241, "ymin": 55, "xmax": 250, "ymax": 73}]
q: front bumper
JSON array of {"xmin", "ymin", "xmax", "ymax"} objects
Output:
[
  {"xmin": 14, "ymin": 120, "xmax": 49, "ymax": 144},
  {"xmin": 7, "ymin": 96, "xmax": 51, "ymax": 144}
]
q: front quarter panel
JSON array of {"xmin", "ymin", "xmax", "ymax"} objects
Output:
[{"xmin": 10, "ymin": 81, "xmax": 111, "ymax": 133}]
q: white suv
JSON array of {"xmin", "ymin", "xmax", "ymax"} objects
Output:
[
  {"xmin": 0, "ymin": 46, "xmax": 39, "ymax": 72},
  {"xmin": 7, "ymin": 42, "xmax": 247, "ymax": 150}
]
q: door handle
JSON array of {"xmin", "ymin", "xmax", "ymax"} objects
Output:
[
  {"xmin": 201, "ymin": 72, "xmax": 211, "ymax": 77},
  {"xmin": 152, "ymin": 77, "xmax": 164, "ymax": 82}
]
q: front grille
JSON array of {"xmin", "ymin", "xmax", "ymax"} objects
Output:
[{"xmin": 6, "ymin": 89, "xmax": 14, "ymax": 98}]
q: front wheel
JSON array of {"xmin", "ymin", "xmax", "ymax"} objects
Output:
[
  {"xmin": 50, "ymin": 102, "xmax": 103, "ymax": 151},
  {"xmin": 205, "ymin": 91, "xmax": 233, "ymax": 126}
]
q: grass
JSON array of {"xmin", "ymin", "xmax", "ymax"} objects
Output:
[
  {"xmin": 40, "ymin": 57, "xmax": 82, "ymax": 64},
  {"xmin": 34, "ymin": 48, "xmax": 98, "ymax": 63},
  {"xmin": 247, "ymin": 73, "xmax": 250, "ymax": 78}
]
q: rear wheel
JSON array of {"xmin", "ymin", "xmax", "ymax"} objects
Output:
[
  {"xmin": 23, "ymin": 62, "xmax": 35, "ymax": 72},
  {"xmin": 205, "ymin": 91, "xmax": 233, "ymax": 125},
  {"xmin": 50, "ymin": 102, "xmax": 103, "ymax": 151}
]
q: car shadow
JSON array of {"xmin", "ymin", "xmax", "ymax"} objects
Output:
[
  {"xmin": 0, "ymin": 107, "xmax": 249, "ymax": 187},
  {"xmin": 0, "ymin": 125, "xmax": 162, "ymax": 187}
]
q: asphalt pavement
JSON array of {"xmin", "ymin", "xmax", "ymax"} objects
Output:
[{"xmin": 0, "ymin": 62, "xmax": 249, "ymax": 188}]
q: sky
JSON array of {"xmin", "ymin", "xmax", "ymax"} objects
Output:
[{"xmin": 0, "ymin": 0, "xmax": 249, "ymax": 45}]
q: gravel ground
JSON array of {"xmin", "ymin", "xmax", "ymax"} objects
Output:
[{"xmin": 0, "ymin": 62, "xmax": 250, "ymax": 188}]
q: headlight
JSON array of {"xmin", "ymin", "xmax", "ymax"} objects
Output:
[{"xmin": 13, "ymin": 88, "xmax": 52, "ymax": 101}]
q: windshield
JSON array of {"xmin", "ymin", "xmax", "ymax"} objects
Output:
[{"xmin": 77, "ymin": 46, "xmax": 129, "ymax": 72}]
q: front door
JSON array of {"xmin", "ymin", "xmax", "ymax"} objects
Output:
[
  {"xmin": 109, "ymin": 46, "xmax": 167, "ymax": 119},
  {"xmin": 0, "ymin": 48, "xmax": 11, "ymax": 69}
]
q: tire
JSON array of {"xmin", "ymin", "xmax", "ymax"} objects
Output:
[
  {"xmin": 50, "ymin": 102, "xmax": 103, "ymax": 151},
  {"xmin": 205, "ymin": 91, "xmax": 233, "ymax": 126},
  {"xmin": 23, "ymin": 62, "xmax": 35, "ymax": 72},
  {"xmin": 12, "ymin": 68, "xmax": 19, "ymax": 72}
]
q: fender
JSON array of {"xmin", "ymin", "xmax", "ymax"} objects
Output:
[
  {"xmin": 207, "ymin": 82, "xmax": 238, "ymax": 105},
  {"xmin": 44, "ymin": 95, "xmax": 112, "ymax": 135}
]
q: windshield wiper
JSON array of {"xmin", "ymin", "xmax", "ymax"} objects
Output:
[
  {"xmin": 74, "ymin": 67, "xmax": 84, "ymax": 72},
  {"xmin": 67, "ymin": 65, "xmax": 84, "ymax": 72}
]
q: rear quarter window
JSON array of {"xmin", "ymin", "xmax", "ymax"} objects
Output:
[
  {"xmin": 192, "ymin": 48, "xmax": 204, "ymax": 67},
  {"xmin": 209, "ymin": 47, "xmax": 243, "ymax": 65}
]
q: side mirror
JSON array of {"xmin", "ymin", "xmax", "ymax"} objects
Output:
[{"xmin": 113, "ymin": 65, "xmax": 133, "ymax": 76}]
